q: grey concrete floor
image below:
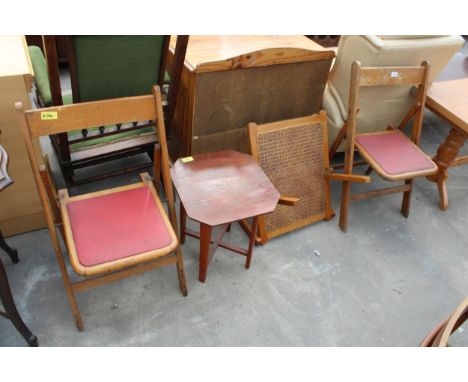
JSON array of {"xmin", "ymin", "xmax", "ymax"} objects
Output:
[{"xmin": 1, "ymin": 108, "xmax": 467, "ymax": 347}]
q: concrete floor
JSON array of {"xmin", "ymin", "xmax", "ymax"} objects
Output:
[
  {"xmin": 1, "ymin": 46, "xmax": 468, "ymax": 346},
  {"xmin": 1, "ymin": 108, "xmax": 467, "ymax": 346}
]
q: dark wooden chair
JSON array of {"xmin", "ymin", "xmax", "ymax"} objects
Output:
[
  {"xmin": 34, "ymin": 35, "xmax": 188, "ymax": 187},
  {"xmin": 329, "ymin": 61, "xmax": 438, "ymax": 232},
  {"xmin": 0, "ymin": 143, "xmax": 38, "ymax": 346},
  {"xmin": 16, "ymin": 86, "xmax": 187, "ymax": 331}
]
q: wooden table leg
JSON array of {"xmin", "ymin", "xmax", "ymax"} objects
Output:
[
  {"xmin": 0, "ymin": 231, "xmax": 19, "ymax": 264},
  {"xmin": 180, "ymin": 203, "xmax": 187, "ymax": 244},
  {"xmin": 199, "ymin": 223, "xmax": 213, "ymax": 283},
  {"xmin": 427, "ymin": 127, "xmax": 467, "ymax": 210},
  {"xmin": 245, "ymin": 216, "xmax": 259, "ymax": 269},
  {"xmin": 0, "ymin": 257, "xmax": 38, "ymax": 346}
]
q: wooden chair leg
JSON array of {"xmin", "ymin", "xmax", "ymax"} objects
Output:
[
  {"xmin": 0, "ymin": 257, "xmax": 38, "ymax": 346},
  {"xmin": 339, "ymin": 181, "xmax": 351, "ymax": 233},
  {"xmin": 401, "ymin": 179, "xmax": 413, "ymax": 218},
  {"xmin": 175, "ymin": 246, "xmax": 188, "ymax": 296},
  {"xmin": 52, "ymin": 247, "xmax": 84, "ymax": 331},
  {"xmin": 0, "ymin": 230, "xmax": 19, "ymax": 264}
]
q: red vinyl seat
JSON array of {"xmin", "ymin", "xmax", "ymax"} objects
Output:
[{"xmin": 356, "ymin": 131, "xmax": 437, "ymax": 180}]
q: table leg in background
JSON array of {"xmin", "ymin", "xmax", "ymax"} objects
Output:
[{"xmin": 427, "ymin": 127, "xmax": 467, "ymax": 210}]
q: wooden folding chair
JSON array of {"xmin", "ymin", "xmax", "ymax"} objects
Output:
[
  {"xmin": 245, "ymin": 112, "xmax": 334, "ymax": 244},
  {"xmin": 329, "ymin": 61, "xmax": 438, "ymax": 232},
  {"xmin": 16, "ymin": 86, "xmax": 187, "ymax": 331}
]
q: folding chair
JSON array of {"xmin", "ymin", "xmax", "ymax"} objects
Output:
[
  {"xmin": 245, "ymin": 112, "xmax": 334, "ymax": 244},
  {"xmin": 330, "ymin": 61, "xmax": 438, "ymax": 232},
  {"xmin": 16, "ymin": 86, "xmax": 187, "ymax": 331}
]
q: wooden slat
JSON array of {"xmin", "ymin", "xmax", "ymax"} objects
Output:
[
  {"xmin": 24, "ymin": 95, "xmax": 157, "ymax": 138},
  {"xmin": 326, "ymin": 173, "xmax": 371, "ymax": 183},
  {"xmin": 349, "ymin": 184, "xmax": 411, "ymax": 202},
  {"xmin": 72, "ymin": 255, "xmax": 178, "ymax": 293},
  {"xmin": 451, "ymin": 155, "xmax": 468, "ymax": 167},
  {"xmin": 359, "ymin": 66, "xmax": 426, "ymax": 87}
]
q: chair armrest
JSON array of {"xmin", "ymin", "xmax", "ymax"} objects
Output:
[
  {"xmin": 278, "ymin": 195, "xmax": 300, "ymax": 206},
  {"xmin": 326, "ymin": 173, "xmax": 371, "ymax": 183}
]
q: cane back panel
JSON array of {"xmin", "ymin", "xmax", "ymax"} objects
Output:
[{"xmin": 250, "ymin": 113, "xmax": 332, "ymax": 241}]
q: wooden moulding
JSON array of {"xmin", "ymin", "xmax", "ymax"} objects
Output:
[{"xmin": 196, "ymin": 47, "xmax": 335, "ymax": 73}]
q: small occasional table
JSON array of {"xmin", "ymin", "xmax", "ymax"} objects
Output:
[
  {"xmin": 425, "ymin": 78, "xmax": 468, "ymax": 210},
  {"xmin": 171, "ymin": 150, "xmax": 279, "ymax": 282}
]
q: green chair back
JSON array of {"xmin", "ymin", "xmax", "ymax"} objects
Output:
[{"xmin": 71, "ymin": 35, "xmax": 166, "ymax": 102}]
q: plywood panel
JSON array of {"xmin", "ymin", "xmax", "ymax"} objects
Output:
[{"xmin": 0, "ymin": 74, "xmax": 45, "ymax": 236}]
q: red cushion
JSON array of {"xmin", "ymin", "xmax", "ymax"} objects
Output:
[
  {"xmin": 66, "ymin": 186, "xmax": 173, "ymax": 267},
  {"xmin": 356, "ymin": 132, "xmax": 435, "ymax": 176}
]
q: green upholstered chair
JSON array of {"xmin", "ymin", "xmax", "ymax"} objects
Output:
[{"xmin": 30, "ymin": 35, "xmax": 188, "ymax": 186}]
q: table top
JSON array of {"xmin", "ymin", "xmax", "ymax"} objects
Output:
[
  {"xmin": 169, "ymin": 35, "xmax": 334, "ymax": 73},
  {"xmin": 426, "ymin": 78, "xmax": 468, "ymax": 133},
  {"xmin": 171, "ymin": 150, "xmax": 279, "ymax": 226}
]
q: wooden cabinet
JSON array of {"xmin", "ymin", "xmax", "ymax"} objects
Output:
[
  {"xmin": 0, "ymin": 36, "xmax": 45, "ymax": 236},
  {"xmin": 166, "ymin": 35, "xmax": 335, "ymax": 160}
]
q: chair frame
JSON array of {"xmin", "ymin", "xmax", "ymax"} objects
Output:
[
  {"xmin": 244, "ymin": 113, "xmax": 334, "ymax": 244},
  {"xmin": 16, "ymin": 86, "xmax": 187, "ymax": 331},
  {"xmin": 329, "ymin": 61, "xmax": 436, "ymax": 232},
  {"xmin": 41, "ymin": 35, "xmax": 189, "ymax": 187}
]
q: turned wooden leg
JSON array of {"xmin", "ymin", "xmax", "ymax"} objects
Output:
[
  {"xmin": 0, "ymin": 257, "xmax": 38, "ymax": 346},
  {"xmin": 179, "ymin": 203, "xmax": 187, "ymax": 244},
  {"xmin": 427, "ymin": 127, "xmax": 467, "ymax": 211},
  {"xmin": 245, "ymin": 216, "xmax": 259, "ymax": 269},
  {"xmin": 339, "ymin": 181, "xmax": 351, "ymax": 233},
  {"xmin": 199, "ymin": 223, "xmax": 212, "ymax": 283},
  {"xmin": 0, "ymin": 231, "xmax": 18, "ymax": 264}
]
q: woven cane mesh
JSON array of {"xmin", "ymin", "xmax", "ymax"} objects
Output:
[{"xmin": 256, "ymin": 121, "xmax": 326, "ymax": 233}]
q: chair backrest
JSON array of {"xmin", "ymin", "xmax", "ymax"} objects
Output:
[
  {"xmin": 0, "ymin": 143, "xmax": 13, "ymax": 192},
  {"xmin": 67, "ymin": 36, "xmax": 167, "ymax": 102},
  {"xmin": 43, "ymin": 35, "xmax": 189, "ymax": 132},
  {"xmin": 326, "ymin": 35, "xmax": 464, "ymax": 135},
  {"xmin": 16, "ymin": 86, "xmax": 172, "ymax": 229},
  {"xmin": 346, "ymin": 61, "xmax": 430, "ymax": 148},
  {"xmin": 247, "ymin": 112, "xmax": 333, "ymax": 242}
]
